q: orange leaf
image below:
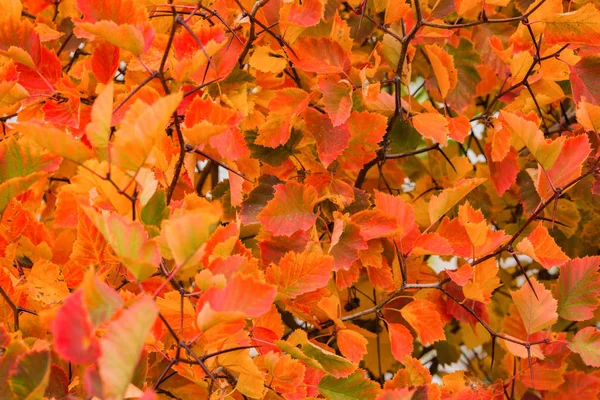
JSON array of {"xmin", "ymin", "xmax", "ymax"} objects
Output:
[
  {"xmin": 387, "ymin": 322, "xmax": 414, "ymax": 362},
  {"xmin": 304, "ymin": 108, "xmax": 351, "ymax": 168},
  {"xmin": 267, "ymin": 250, "xmax": 333, "ymax": 299},
  {"xmin": 329, "ymin": 218, "xmax": 368, "ymax": 271},
  {"xmin": 516, "ymin": 224, "xmax": 569, "ymax": 269},
  {"xmin": 510, "ymin": 277, "xmax": 558, "ymax": 334},
  {"xmin": 290, "ymin": 37, "xmax": 350, "ymax": 74},
  {"xmin": 400, "ymin": 300, "xmax": 446, "ymax": 345},
  {"xmin": 428, "ymin": 178, "xmax": 487, "ymax": 224},
  {"xmin": 318, "ymin": 74, "xmax": 353, "ymax": 127},
  {"xmin": 91, "ymin": 41, "xmax": 120, "ymax": 84},
  {"xmin": 412, "ymin": 112, "xmax": 449, "ymax": 144},
  {"xmin": 337, "ymin": 329, "xmax": 368, "ymax": 363},
  {"xmin": 338, "ymin": 111, "xmax": 388, "ymax": 169},
  {"xmin": 256, "ymin": 88, "xmax": 310, "ymax": 148},
  {"xmin": 425, "ymin": 44, "xmax": 457, "ymax": 99},
  {"xmin": 543, "ymin": 4, "xmax": 600, "ymax": 45},
  {"xmin": 258, "ymin": 180, "xmax": 318, "ymax": 237}
]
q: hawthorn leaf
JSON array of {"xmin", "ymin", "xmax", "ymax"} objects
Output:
[
  {"xmin": 18, "ymin": 122, "xmax": 94, "ymax": 164},
  {"xmin": 52, "ymin": 290, "xmax": 101, "ymax": 364},
  {"xmin": 82, "ymin": 206, "xmax": 161, "ymax": 281},
  {"xmin": 255, "ymin": 88, "xmax": 310, "ymax": 148},
  {"xmin": 85, "ymin": 81, "xmax": 113, "ymax": 155},
  {"xmin": 387, "ymin": 322, "xmax": 414, "ymax": 362},
  {"xmin": 329, "ymin": 218, "xmax": 368, "ymax": 271},
  {"xmin": 98, "ymin": 296, "xmax": 158, "ymax": 400},
  {"xmin": 499, "ymin": 111, "xmax": 564, "ymax": 170},
  {"xmin": 110, "ymin": 92, "xmax": 182, "ymax": 173},
  {"xmin": 485, "ymin": 144, "xmax": 519, "ymax": 196},
  {"xmin": 400, "ymin": 300, "xmax": 446, "ymax": 345},
  {"xmin": 337, "ymin": 111, "xmax": 388, "ymax": 170},
  {"xmin": 91, "ymin": 41, "xmax": 120, "ymax": 84},
  {"xmin": 196, "ymin": 274, "xmax": 277, "ymax": 331},
  {"xmin": 425, "ymin": 44, "xmax": 457, "ymax": 99},
  {"xmin": 286, "ymin": 330, "xmax": 356, "ymax": 378},
  {"xmin": 290, "ymin": 37, "xmax": 350, "ymax": 74},
  {"xmin": 304, "ymin": 107, "xmax": 351, "ymax": 168},
  {"xmin": 266, "ymin": 250, "xmax": 333, "ymax": 299},
  {"xmin": 318, "ymin": 370, "xmax": 382, "ymax": 400},
  {"xmin": 337, "ymin": 330, "xmax": 368, "ymax": 364},
  {"xmin": 516, "ymin": 224, "xmax": 569, "ymax": 269},
  {"xmin": 161, "ymin": 209, "xmax": 220, "ymax": 268},
  {"xmin": 555, "ymin": 256, "xmax": 600, "ymax": 321},
  {"xmin": 318, "ymin": 75, "xmax": 353, "ymax": 127},
  {"xmin": 9, "ymin": 349, "xmax": 51, "ymax": 400},
  {"xmin": 412, "ymin": 112, "xmax": 449, "ymax": 144},
  {"xmin": 570, "ymin": 56, "xmax": 600, "ymax": 105},
  {"xmin": 535, "ymin": 134, "xmax": 591, "ymax": 200},
  {"xmin": 374, "ymin": 190, "xmax": 416, "ymax": 240},
  {"xmin": 428, "ymin": 178, "xmax": 487, "ymax": 224},
  {"xmin": 258, "ymin": 180, "xmax": 318, "ymax": 237},
  {"xmin": 76, "ymin": 10, "xmax": 152, "ymax": 56},
  {"xmin": 570, "ymin": 327, "xmax": 600, "ymax": 367},
  {"xmin": 543, "ymin": 4, "xmax": 600, "ymax": 45},
  {"xmin": 510, "ymin": 277, "xmax": 558, "ymax": 334}
]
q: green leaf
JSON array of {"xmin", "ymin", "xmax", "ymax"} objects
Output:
[
  {"xmin": 141, "ymin": 189, "xmax": 169, "ymax": 227},
  {"xmin": 318, "ymin": 370, "xmax": 382, "ymax": 400},
  {"xmin": 244, "ymin": 129, "xmax": 302, "ymax": 166},
  {"xmin": 98, "ymin": 296, "xmax": 158, "ymax": 400},
  {"xmin": 9, "ymin": 349, "xmax": 51, "ymax": 400}
]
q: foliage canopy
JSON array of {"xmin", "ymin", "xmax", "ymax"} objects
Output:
[{"xmin": 1, "ymin": 0, "xmax": 600, "ymax": 398}]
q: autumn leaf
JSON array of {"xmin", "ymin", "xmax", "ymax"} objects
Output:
[
  {"xmin": 290, "ymin": 37, "xmax": 350, "ymax": 74},
  {"xmin": 569, "ymin": 326, "xmax": 600, "ymax": 367},
  {"xmin": 318, "ymin": 74, "xmax": 353, "ymax": 127},
  {"xmin": 267, "ymin": 250, "xmax": 333, "ymax": 299},
  {"xmin": 387, "ymin": 322, "xmax": 414, "ymax": 362},
  {"xmin": 82, "ymin": 206, "xmax": 161, "ymax": 281},
  {"xmin": 516, "ymin": 224, "xmax": 569, "ymax": 269},
  {"xmin": 96, "ymin": 296, "xmax": 158, "ymax": 400},
  {"xmin": 425, "ymin": 44, "xmax": 457, "ymax": 99},
  {"xmin": 510, "ymin": 277, "xmax": 558, "ymax": 335},
  {"xmin": 400, "ymin": 300, "xmax": 446, "ymax": 345},
  {"xmin": 318, "ymin": 370, "xmax": 382, "ymax": 399},
  {"xmin": 258, "ymin": 180, "xmax": 319, "ymax": 237},
  {"xmin": 428, "ymin": 178, "xmax": 487, "ymax": 224},
  {"xmin": 555, "ymin": 257, "xmax": 600, "ymax": 321},
  {"xmin": 337, "ymin": 330, "xmax": 368, "ymax": 364}
]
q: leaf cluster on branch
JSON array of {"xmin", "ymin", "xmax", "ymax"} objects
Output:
[{"xmin": 0, "ymin": 0, "xmax": 600, "ymax": 398}]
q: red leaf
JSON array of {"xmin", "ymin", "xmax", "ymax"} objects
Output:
[
  {"xmin": 290, "ymin": 37, "xmax": 350, "ymax": 74},
  {"xmin": 304, "ymin": 108, "xmax": 351, "ymax": 168},
  {"xmin": 570, "ymin": 326, "xmax": 600, "ymax": 367},
  {"xmin": 387, "ymin": 322, "xmax": 414, "ymax": 362},
  {"xmin": 570, "ymin": 56, "xmax": 600, "ymax": 105},
  {"xmin": 256, "ymin": 88, "xmax": 310, "ymax": 148},
  {"xmin": 329, "ymin": 218, "xmax": 368, "ymax": 271},
  {"xmin": 318, "ymin": 74, "xmax": 353, "ymax": 127},
  {"xmin": 338, "ymin": 111, "xmax": 387, "ymax": 169},
  {"xmin": 485, "ymin": 143, "xmax": 519, "ymax": 196},
  {"xmin": 91, "ymin": 42, "xmax": 120, "ymax": 84},
  {"xmin": 52, "ymin": 290, "xmax": 100, "ymax": 364},
  {"xmin": 258, "ymin": 180, "xmax": 319, "ymax": 237}
]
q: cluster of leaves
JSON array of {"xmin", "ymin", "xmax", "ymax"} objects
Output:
[{"xmin": 1, "ymin": 0, "xmax": 600, "ymax": 398}]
